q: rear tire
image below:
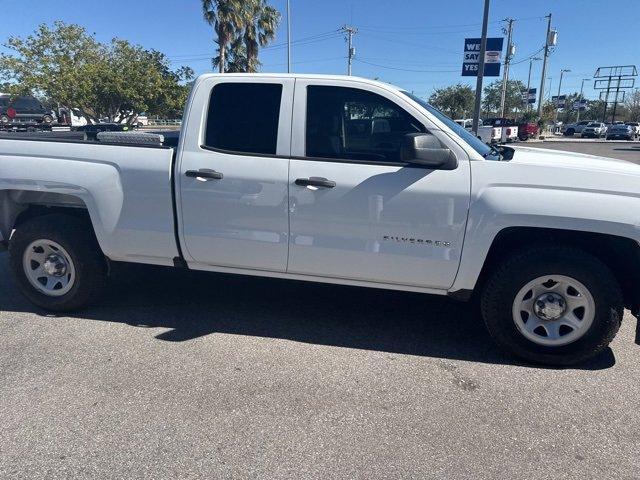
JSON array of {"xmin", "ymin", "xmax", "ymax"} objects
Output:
[
  {"xmin": 0, "ymin": 114, "xmax": 9, "ymax": 124},
  {"xmin": 42, "ymin": 114, "xmax": 54, "ymax": 124},
  {"xmin": 480, "ymin": 246, "xmax": 623, "ymax": 366},
  {"xmin": 9, "ymin": 214, "xmax": 107, "ymax": 311}
]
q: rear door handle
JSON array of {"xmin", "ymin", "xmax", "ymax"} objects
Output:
[
  {"xmin": 295, "ymin": 177, "xmax": 336, "ymax": 188},
  {"xmin": 185, "ymin": 169, "xmax": 223, "ymax": 180}
]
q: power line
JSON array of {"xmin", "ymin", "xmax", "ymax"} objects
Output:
[
  {"xmin": 354, "ymin": 58, "xmax": 458, "ymax": 73},
  {"xmin": 166, "ymin": 30, "xmax": 342, "ymax": 61},
  {"xmin": 358, "ymin": 15, "xmax": 544, "ymax": 32},
  {"xmin": 358, "ymin": 32, "xmax": 459, "ymax": 55}
]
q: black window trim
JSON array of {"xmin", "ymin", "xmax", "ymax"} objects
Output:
[
  {"xmin": 203, "ymin": 81, "xmax": 283, "ymax": 156},
  {"xmin": 199, "ymin": 143, "xmax": 441, "ymax": 169},
  {"xmin": 303, "ymin": 84, "xmax": 427, "ymax": 166}
]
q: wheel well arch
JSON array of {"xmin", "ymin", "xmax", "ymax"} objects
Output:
[
  {"xmin": 475, "ymin": 226, "xmax": 640, "ymax": 311},
  {"xmin": 1, "ymin": 190, "xmax": 97, "ymax": 249}
]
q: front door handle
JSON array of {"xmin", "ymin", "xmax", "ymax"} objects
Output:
[
  {"xmin": 185, "ymin": 169, "xmax": 223, "ymax": 180},
  {"xmin": 295, "ymin": 177, "xmax": 336, "ymax": 188}
]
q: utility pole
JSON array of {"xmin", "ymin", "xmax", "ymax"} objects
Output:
[
  {"xmin": 286, "ymin": 0, "xmax": 291, "ymax": 73},
  {"xmin": 537, "ymin": 14, "xmax": 552, "ymax": 117},
  {"xmin": 576, "ymin": 78, "xmax": 590, "ymax": 122},
  {"xmin": 472, "ymin": 0, "xmax": 491, "ymax": 134},
  {"xmin": 526, "ymin": 57, "xmax": 541, "ymax": 112},
  {"xmin": 342, "ymin": 25, "xmax": 357, "ymax": 76},
  {"xmin": 499, "ymin": 18, "xmax": 514, "ymax": 118},
  {"xmin": 554, "ymin": 68, "xmax": 570, "ymax": 124}
]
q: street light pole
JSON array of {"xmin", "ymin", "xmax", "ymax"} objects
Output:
[
  {"xmin": 286, "ymin": 0, "xmax": 291, "ymax": 73},
  {"xmin": 499, "ymin": 18, "xmax": 514, "ymax": 118},
  {"xmin": 554, "ymin": 68, "xmax": 570, "ymax": 124},
  {"xmin": 576, "ymin": 78, "xmax": 590, "ymax": 122},
  {"xmin": 526, "ymin": 57, "xmax": 541, "ymax": 112},
  {"xmin": 472, "ymin": 0, "xmax": 491, "ymax": 134}
]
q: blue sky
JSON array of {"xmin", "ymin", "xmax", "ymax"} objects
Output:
[{"xmin": 2, "ymin": 0, "xmax": 639, "ymax": 100}]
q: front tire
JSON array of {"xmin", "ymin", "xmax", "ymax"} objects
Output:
[
  {"xmin": 9, "ymin": 214, "xmax": 107, "ymax": 311},
  {"xmin": 481, "ymin": 246, "xmax": 623, "ymax": 366}
]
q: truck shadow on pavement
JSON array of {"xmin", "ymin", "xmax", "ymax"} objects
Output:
[{"xmin": 0, "ymin": 255, "xmax": 615, "ymax": 370}]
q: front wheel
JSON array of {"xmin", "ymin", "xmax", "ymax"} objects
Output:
[
  {"xmin": 42, "ymin": 114, "xmax": 54, "ymax": 124},
  {"xmin": 481, "ymin": 246, "xmax": 623, "ymax": 365},
  {"xmin": 9, "ymin": 214, "xmax": 107, "ymax": 311}
]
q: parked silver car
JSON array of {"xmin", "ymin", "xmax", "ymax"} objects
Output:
[{"xmin": 562, "ymin": 120, "xmax": 593, "ymax": 136}]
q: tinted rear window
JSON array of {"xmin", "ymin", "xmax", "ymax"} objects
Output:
[{"xmin": 204, "ymin": 82, "xmax": 282, "ymax": 155}]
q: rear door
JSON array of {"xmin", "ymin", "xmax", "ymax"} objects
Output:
[
  {"xmin": 286, "ymin": 80, "xmax": 471, "ymax": 289},
  {"xmin": 177, "ymin": 77, "xmax": 294, "ymax": 272}
]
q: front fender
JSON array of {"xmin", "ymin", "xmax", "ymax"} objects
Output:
[{"xmin": 451, "ymin": 183, "xmax": 640, "ymax": 292}]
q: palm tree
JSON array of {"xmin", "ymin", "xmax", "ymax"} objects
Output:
[
  {"xmin": 241, "ymin": 0, "xmax": 281, "ymax": 73},
  {"xmin": 202, "ymin": 0, "xmax": 244, "ymax": 73}
]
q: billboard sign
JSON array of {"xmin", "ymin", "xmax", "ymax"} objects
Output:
[{"xmin": 461, "ymin": 38, "xmax": 504, "ymax": 77}]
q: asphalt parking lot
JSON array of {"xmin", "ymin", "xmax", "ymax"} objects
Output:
[
  {"xmin": 522, "ymin": 138, "xmax": 640, "ymax": 164},
  {"xmin": 1, "ymin": 142, "xmax": 640, "ymax": 479}
]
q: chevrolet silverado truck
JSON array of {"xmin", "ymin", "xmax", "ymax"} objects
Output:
[{"xmin": 1, "ymin": 74, "xmax": 639, "ymax": 365}]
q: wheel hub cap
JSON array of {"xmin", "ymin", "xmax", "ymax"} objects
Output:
[
  {"xmin": 43, "ymin": 254, "xmax": 67, "ymax": 277},
  {"xmin": 512, "ymin": 275, "xmax": 596, "ymax": 347},
  {"xmin": 533, "ymin": 292, "xmax": 566, "ymax": 320},
  {"xmin": 22, "ymin": 239, "xmax": 76, "ymax": 297}
]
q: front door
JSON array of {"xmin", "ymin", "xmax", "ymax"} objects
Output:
[
  {"xmin": 287, "ymin": 81, "xmax": 471, "ymax": 289},
  {"xmin": 178, "ymin": 78, "xmax": 294, "ymax": 272}
]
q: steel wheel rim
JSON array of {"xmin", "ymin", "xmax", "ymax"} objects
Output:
[
  {"xmin": 22, "ymin": 239, "xmax": 76, "ymax": 297},
  {"xmin": 512, "ymin": 275, "xmax": 595, "ymax": 347}
]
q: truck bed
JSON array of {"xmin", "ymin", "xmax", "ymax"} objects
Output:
[{"xmin": 0, "ymin": 134, "xmax": 180, "ymax": 265}]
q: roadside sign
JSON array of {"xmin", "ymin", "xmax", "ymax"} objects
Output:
[
  {"xmin": 552, "ymin": 95, "xmax": 566, "ymax": 108},
  {"xmin": 573, "ymin": 99, "xmax": 588, "ymax": 111},
  {"xmin": 521, "ymin": 88, "xmax": 536, "ymax": 105},
  {"xmin": 461, "ymin": 38, "xmax": 504, "ymax": 77}
]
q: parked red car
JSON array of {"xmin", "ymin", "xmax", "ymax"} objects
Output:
[{"xmin": 517, "ymin": 122, "xmax": 539, "ymax": 141}]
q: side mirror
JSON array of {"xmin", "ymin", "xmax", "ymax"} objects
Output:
[{"xmin": 401, "ymin": 133, "xmax": 458, "ymax": 170}]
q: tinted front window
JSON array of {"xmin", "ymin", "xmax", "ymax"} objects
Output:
[
  {"xmin": 306, "ymin": 86, "xmax": 425, "ymax": 163},
  {"xmin": 205, "ymin": 82, "xmax": 282, "ymax": 155}
]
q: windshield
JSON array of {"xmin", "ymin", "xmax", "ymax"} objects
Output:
[{"xmin": 401, "ymin": 91, "xmax": 497, "ymax": 159}]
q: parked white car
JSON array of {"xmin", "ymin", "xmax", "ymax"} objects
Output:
[
  {"xmin": 1, "ymin": 73, "xmax": 639, "ymax": 365},
  {"xmin": 581, "ymin": 122, "xmax": 607, "ymax": 138}
]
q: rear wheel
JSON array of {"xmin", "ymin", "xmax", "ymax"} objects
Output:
[
  {"xmin": 0, "ymin": 114, "xmax": 9, "ymax": 124},
  {"xmin": 481, "ymin": 246, "xmax": 623, "ymax": 365},
  {"xmin": 9, "ymin": 214, "xmax": 107, "ymax": 311},
  {"xmin": 42, "ymin": 114, "xmax": 54, "ymax": 124},
  {"xmin": 565, "ymin": 128, "xmax": 575, "ymax": 136}
]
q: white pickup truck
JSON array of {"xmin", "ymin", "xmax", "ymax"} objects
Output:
[{"xmin": 1, "ymin": 74, "xmax": 639, "ymax": 365}]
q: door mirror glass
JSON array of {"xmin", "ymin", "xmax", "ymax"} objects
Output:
[{"xmin": 400, "ymin": 133, "xmax": 458, "ymax": 170}]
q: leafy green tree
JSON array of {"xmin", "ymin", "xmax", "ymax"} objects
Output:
[
  {"xmin": 582, "ymin": 99, "xmax": 606, "ymax": 123},
  {"xmin": 202, "ymin": 0, "xmax": 244, "ymax": 73},
  {"xmin": 202, "ymin": 0, "xmax": 280, "ymax": 73},
  {"xmin": 242, "ymin": 0, "xmax": 280, "ymax": 72},
  {"xmin": 0, "ymin": 22, "xmax": 193, "ymax": 123},
  {"xmin": 428, "ymin": 84, "xmax": 474, "ymax": 119},
  {"xmin": 624, "ymin": 89, "xmax": 640, "ymax": 122},
  {"xmin": 482, "ymin": 79, "xmax": 527, "ymax": 117}
]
